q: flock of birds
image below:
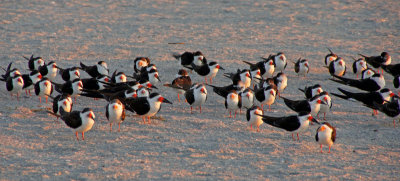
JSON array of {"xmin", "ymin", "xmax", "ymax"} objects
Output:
[{"xmin": 1, "ymin": 49, "xmax": 399, "ymax": 153}]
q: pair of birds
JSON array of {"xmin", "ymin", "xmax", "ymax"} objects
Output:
[{"xmin": 173, "ymin": 51, "xmax": 224, "ymax": 84}]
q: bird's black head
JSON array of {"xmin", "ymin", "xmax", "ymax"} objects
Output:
[{"xmin": 194, "ymin": 51, "xmax": 203, "ymax": 56}]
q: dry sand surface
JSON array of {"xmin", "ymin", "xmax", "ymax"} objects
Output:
[{"xmin": 1, "ymin": 0, "xmax": 400, "ymax": 180}]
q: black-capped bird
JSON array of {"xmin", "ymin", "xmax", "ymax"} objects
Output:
[
  {"xmin": 59, "ymin": 108, "xmax": 95, "ymax": 141},
  {"xmin": 80, "ymin": 61, "xmax": 109, "ymax": 77},
  {"xmin": 106, "ymin": 99, "xmax": 126, "ymax": 132},
  {"xmin": 315, "ymin": 122, "xmax": 336, "ymax": 153},
  {"xmin": 256, "ymin": 112, "xmax": 319, "ymax": 141}
]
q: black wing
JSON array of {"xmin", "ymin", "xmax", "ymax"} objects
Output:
[
  {"xmin": 261, "ymin": 115, "xmax": 301, "ymax": 132},
  {"xmin": 61, "ymin": 110, "xmax": 82, "ymax": 129},
  {"xmin": 185, "ymin": 89, "xmax": 195, "ymax": 105},
  {"xmin": 124, "ymin": 97, "xmax": 149, "ymax": 115},
  {"xmin": 282, "ymin": 97, "xmax": 311, "ymax": 113}
]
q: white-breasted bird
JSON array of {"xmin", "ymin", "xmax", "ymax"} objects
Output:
[
  {"xmin": 315, "ymin": 122, "xmax": 336, "ymax": 153},
  {"xmin": 246, "ymin": 106, "xmax": 263, "ymax": 132},
  {"xmin": 106, "ymin": 99, "xmax": 126, "ymax": 132}
]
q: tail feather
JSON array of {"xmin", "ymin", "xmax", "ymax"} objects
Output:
[
  {"xmin": 80, "ymin": 62, "xmax": 87, "ymax": 70},
  {"xmin": 298, "ymin": 88, "xmax": 305, "ymax": 93},
  {"xmin": 172, "ymin": 53, "xmax": 181, "ymax": 60},
  {"xmin": 331, "ymin": 92, "xmax": 349, "ymax": 100},
  {"xmin": 242, "ymin": 61, "xmax": 255, "ymax": 66}
]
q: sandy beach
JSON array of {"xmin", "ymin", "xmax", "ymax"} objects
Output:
[{"xmin": 1, "ymin": 0, "xmax": 399, "ymax": 180}]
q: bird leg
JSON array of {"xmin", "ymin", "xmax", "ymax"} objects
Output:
[
  {"xmin": 261, "ymin": 104, "xmax": 264, "ymax": 110},
  {"xmin": 29, "ymin": 90, "xmax": 31, "ymax": 96},
  {"xmin": 147, "ymin": 116, "xmax": 151, "ymax": 124},
  {"xmin": 320, "ymin": 145, "xmax": 323, "ymax": 153},
  {"xmin": 82, "ymin": 132, "xmax": 85, "ymax": 140},
  {"xmin": 190, "ymin": 106, "xmax": 193, "ymax": 114},
  {"xmin": 297, "ymin": 133, "xmax": 300, "ymax": 141},
  {"xmin": 393, "ymin": 119, "xmax": 396, "ymax": 128},
  {"xmin": 75, "ymin": 132, "xmax": 79, "ymax": 141},
  {"xmin": 45, "ymin": 96, "xmax": 48, "ymax": 103},
  {"xmin": 328, "ymin": 145, "xmax": 331, "ymax": 153},
  {"xmin": 257, "ymin": 125, "xmax": 260, "ymax": 132},
  {"xmin": 209, "ymin": 77, "xmax": 212, "ymax": 84},
  {"xmin": 118, "ymin": 122, "xmax": 121, "ymax": 132},
  {"xmin": 204, "ymin": 77, "xmax": 207, "ymax": 84},
  {"xmin": 250, "ymin": 124, "xmax": 253, "ymax": 131},
  {"xmin": 25, "ymin": 90, "xmax": 28, "ymax": 96},
  {"xmin": 110, "ymin": 123, "xmax": 112, "ymax": 132},
  {"xmin": 291, "ymin": 133, "xmax": 295, "ymax": 141},
  {"xmin": 16, "ymin": 93, "xmax": 20, "ymax": 101},
  {"xmin": 268, "ymin": 105, "xmax": 271, "ymax": 112},
  {"xmin": 229, "ymin": 111, "xmax": 232, "ymax": 118},
  {"xmin": 39, "ymin": 97, "xmax": 42, "ymax": 103},
  {"xmin": 177, "ymin": 94, "xmax": 180, "ymax": 102},
  {"xmin": 324, "ymin": 113, "xmax": 326, "ymax": 120},
  {"xmin": 199, "ymin": 106, "xmax": 202, "ymax": 113},
  {"xmin": 142, "ymin": 117, "xmax": 146, "ymax": 124},
  {"xmin": 234, "ymin": 110, "xmax": 237, "ymax": 118}
]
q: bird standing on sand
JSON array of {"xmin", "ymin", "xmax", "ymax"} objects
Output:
[
  {"xmin": 315, "ymin": 122, "xmax": 336, "ymax": 153},
  {"xmin": 106, "ymin": 99, "xmax": 126, "ymax": 132},
  {"xmin": 256, "ymin": 112, "xmax": 320, "ymax": 141},
  {"xmin": 59, "ymin": 108, "xmax": 95, "ymax": 141},
  {"xmin": 294, "ymin": 58, "xmax": 309, "ymax": 77},
  {"xmin": 246, "ymin": 106, "xmax": 263, "ymax": 132}
]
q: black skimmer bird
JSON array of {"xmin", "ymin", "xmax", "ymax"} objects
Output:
[
  {"xmin": 164, "ymin": 69, "xmax": 192, "ymax": 102},
  {"xmin": 111, "ymin": 71, "xmax": 127, "ymax": 83},
  {"xmin": 330, "ymin": 74, "xmax": 385, "ymax": 92},
  {"xmin": 224, "ymin": 69, "xmax": 251, "ymax": 88},
  {"xmin": 184, "ymin": 84, "xmax": 207, "ymax": 114},
  {"xmin": 254, "ymin": 85, "xmax": 276, "ymax": 111},
  {"xmin": 298, "ymin": 84, "xmax": 323, "ymax": 99},
  {"xmin": 21, "ymin": 70, "xmax": 42, "ymax": 96},
  {"xmin": 282, "ymin": 95, "xmax": 325, "ymax": 117},
  {"xmin": 80, "ymin": 88, "xmax": 137, "ymax": 105},
  {"xmin": 106, "ymin": 99, "xmax": 126, "ymax": 132},
  {"xmin": 132, "ymin": 68, "xmax": 160, "ymax": 85},
  {"xmin": 56, "ymin": 66, "xmax": 80, "ymax": 82},
  {"xmin": 173, "ymin": 51, "xmax": 206, "ymax": 68},
  {"xmin": 269, "ymin": 52, "xmax": 287, "ymax": 73},
  {"xmin": 243, "ymin": 56, "xmax": 275, "ymax": 79},
  {"xmin": 274, "ymin": 72, "xmax": 287, "ymax": 97},
  {"xmin": 1, "ymin": 62, "xmax": 21, "ymax": 80},
  {"xmin": 316, "ymin": 92, "xmax": 332, "ymax": 120},
  {"xmin": 38, "ymin": 61, "xmax": 58, "ymax": 81},
  {"xmin": 332, "ymin": 88, "xmax": 394, "ymax": 115},
  {"xmin": 133, "ymin": 57, "xmax": 150, "ymax": 73},
  {"xmin": 81, "ymin": 75, "xmax": 109, "ymax": 91},
  {"xmin": 52, "ymin": 79, "xmax": 83, "ymax": 102},
  {"xmin": 136, "ymin": 86, "xmax": 150, "ymax": 97},
  {"xmin": 34, "ymin": 77, "xmax": 53, "ymax": 103},
  {"xmin": 324, "ymin": 48, "xmax": 338, "ymax": 66},
  {"xmin": 359, "ymin": 52, "xmax": 391, "ymax": 74},
  {"xmin": 256, "ymin": 78, "xmax": 277, "ymax": 93},
  {"xmin": 294, "ymin": 58, "xmax": 309, "ymax": 77},
  {"xmin": 381, "ymin": 63, "xmax": 400, "ymax": 77},
  {"xmin": 185, "ymin": 61, "xmax": 224, "ymax": 84},
  {"xmin": 124, "ymin": 93, "xmax": 172, "ymax": 124},
  {"xmin": 352, "ymin": 57, "xmax": 367, "ymax": 78},
  {"xmin": 59, "ymin": 107, "xmax": 95, "ymax": 141},
  {"xmin": 224, "ymin": 90, "xmax": 242, "ymax": 118},
  {"xmin": 250, "ymin": 68, "xmax": 261, "ymax": 88},
  {"xmin": 80, "ymin": 61, "xmax": 109, "ymax": 77},
  {"xmin": 256, "ymin": 111, "xmax": 319, "ymax": 141},
  {"xmin": 328, "ymin": 57, "xmax": 346, "ymax": 77},
  {"xmin": 366, "ymin": 98, "xmax": 400, "ymax": 127},
  {"xmin": 361, "ymin": 68, "xmax": 376, "ymax": 79},
  {"xmin": 246, "ymin": 106, "xmax": 263, "ymax": 132},
  {"xmin": 239, "ymin": 88, "xmax": 254, "ymax": 111},
  {"xmin": 23, "ymin": 54, "xmax": 45, "ymax": 71},
  {"xmin": 315, "ymin": 122, "xmax": 336, "ymax": 153},
  {"xmin": 2, "ymin": 75, "xmax": 24, "ymax": 101},
  {"xmin": 52, "ymin": 94, "xmax": 73, "ymax": 117}
]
